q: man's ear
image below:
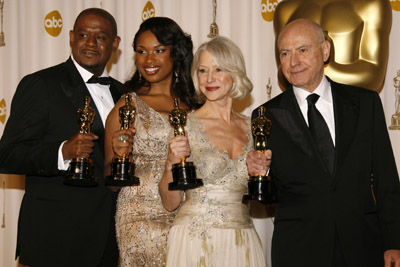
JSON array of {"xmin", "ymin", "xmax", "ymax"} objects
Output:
[
  {"xmin": 112, "ymin": 36, "xmax": 121, "ymax": 52},
  {"xmin": 322, "ymin": 40, "xmax": 331, "ymax": 63},
  {"xmin": 69, "ymin": 30, "xmax": 74, "ymax": 47}
]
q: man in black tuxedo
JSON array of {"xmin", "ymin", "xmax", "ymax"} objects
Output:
[
  {"xmin": 247, "ymin": 18, "xmax": 400, "ymax": 266},
  {"xmin": 0, "ymin": 8, "xmax": 122, "ymax": 267}
]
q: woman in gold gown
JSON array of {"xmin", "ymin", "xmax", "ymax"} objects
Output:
[
  {"xmin": 104, "ymin": 17, "xmax": 199, "ymax": 266},
  {"xmin": 159, "ymin": 36, "xmax": 266, "ymax": 267}
]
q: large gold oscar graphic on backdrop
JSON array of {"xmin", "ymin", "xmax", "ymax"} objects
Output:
[{"xmin": 273, "ymin": 0, "xmax": 391, "ymax": 92}]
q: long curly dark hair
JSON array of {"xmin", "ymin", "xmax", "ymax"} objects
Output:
[{"xmin": 124, "ymin": 17, "xmax": 200, "ymax": 110}]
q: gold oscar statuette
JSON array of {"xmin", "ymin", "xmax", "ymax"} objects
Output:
[
  {"xmin": 106, "ymin": 94, "xmax": 139, "ymax": 186},
  {"xmin": 168, "ymin": 98, "xmax": 203, "ymax": 190},
  {"xmin": 390, "ymin": 70, "xmax": 400, "ymax": 130},
  {"xmin": 243, "ymin": 106, "xmax": 277, "ymax": 204},
  {"xmin": 207, "ymin": 0, "xmax": 219, "ymax": 38},
  {"xmin": 64, "ymin": 96, "xmax": 97, "ymax": 186}
]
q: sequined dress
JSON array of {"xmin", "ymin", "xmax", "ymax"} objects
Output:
[
  {"xmin": 166, "ymin": 113, "xmax": 266, "ymax": 267},
  {"xmin": 116, "ymin": 93, "xmax": 175, "ymax": 267}
]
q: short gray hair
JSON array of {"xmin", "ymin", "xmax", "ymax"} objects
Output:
[{"xmin": 192, "ymin": 36, "xmax": 253, "ymax": 103}]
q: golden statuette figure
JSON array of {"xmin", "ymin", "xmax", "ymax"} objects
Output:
[
  {"xmin": 243, "ymin": 106, "xmax": 277, "ymax": 204},
  {"xmin": 106, "ymin": 94, "xmax": 140, "ymax": 186},
  {"xmin": 168, "ymin": 98, "xmax": 203, "ymax": 190},
  {"xmin": 253, "ymin": 106, "xmax": 271, "ymax": 151},
  {"xmin": 64, "ymin": 96, "xmax": 97, "ymax": 186},
  {"xmin": 390, "ymin": 70, "xmax": 400, "ymax": 130},
  {"xmin": 169, "ymin": 98, "xmax": 187, "ymax": 137},
  {"xmin": 207, "ymin": 0, "xmax": 219, "ymax": 38},
  {"xmin": 77, "ymin": 96, "xmax": 95, "ymax": 134}
]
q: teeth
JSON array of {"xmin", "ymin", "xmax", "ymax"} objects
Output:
[{"xmin": 145, "ymin": 67, "xmax": 159, "ymax": 72}]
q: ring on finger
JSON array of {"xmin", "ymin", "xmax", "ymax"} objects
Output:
[{"xmin": 118, "ymin": 134, "xmax": 127, "ymax": 143}]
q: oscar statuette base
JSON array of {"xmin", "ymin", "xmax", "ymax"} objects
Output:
[
  {"xmin": 105, "ymin": 158, "xmax": 139, "ymax": 186},
  {"xmin": 169, "ymin": 161, "xmax": 203, "ymax": 190},
  {"xmin": 242, "ymin": 175, "xmax": 277, "ymax": 204},
  {"xmin": 64, "ymin": 158, "xmax": 98, "ymax": 187},
  {"xmin": 389, "ymin": 113, "xmax": 400, "ymax": 130}
]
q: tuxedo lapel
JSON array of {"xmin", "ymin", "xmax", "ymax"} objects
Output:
[
  {"xmin": 61, "ymin": 58, "xmax": 104, "ymax": 133},
  {"xmin": 331, "ymin": 81, "xmax": 359, "ymax": 181},
  {"xmin": 270, "ymin": 88, "xmax": 324, "ymax": 165},
  {"xmin": 110, "ymin": 80, "xmax": 122, "ymax": 103}
]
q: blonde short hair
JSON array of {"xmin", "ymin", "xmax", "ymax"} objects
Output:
[{"xmin": 192, "ymin": 36, "xmax": 253, "ymax": 103}]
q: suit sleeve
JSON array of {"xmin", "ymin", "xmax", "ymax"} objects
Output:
[
  {"xmin": 0, "ymin": 74, "xmax": 61, "ymax": 176},
  {"xmin": 372, "ymin": 92, "xmax": 400, "ymax": 250}
]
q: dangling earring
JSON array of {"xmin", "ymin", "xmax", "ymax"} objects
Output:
[
  {"xmin": 138, "ymin": 72, "xmax": 142, "ymax": 81},
  {"xmin": 175, "ymin": 71, "xmax": 179, "ymax": 83}
]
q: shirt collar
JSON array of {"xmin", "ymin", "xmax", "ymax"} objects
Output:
[
  {"xmin": 71, "ymin": 56, "xmax": 109, "ymax": 83},
  {"xmin": 293, "ymin": 75, "xmax": 332, "ymax": 105}
]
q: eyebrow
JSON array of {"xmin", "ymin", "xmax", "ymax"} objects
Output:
[
  {"xmin": 155, "ymin": 44, "xmax": 166, "ymax": 47},
  {"xmin": 296, "ymin": 45, "xmax": 311, "ymax": 50},
  {"xmin": 279, "ymin": 45, "xmax": 311, "ymax": 52},
  {"xmin": 76, "ymin": 28, "xmax": 109, "ymax": 34},
  {"xmin": 137, "ymin": 44, "xmax": 167, "ymax": 49}
]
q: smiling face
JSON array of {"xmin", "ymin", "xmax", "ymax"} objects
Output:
[
  {"xmin": 197, "ymin": 50, "xmax": 234, "ymax": 103},
  {"xmin": 278, "ymin": 19, "xmax": 330, "ymax": 92},
  {"xmin": 69, "ymin": 13, "xmax": 120, "ymax": 76},
  {"xmin": 135, "ymin": 30, "xmax": 174, "ymax": 86}
]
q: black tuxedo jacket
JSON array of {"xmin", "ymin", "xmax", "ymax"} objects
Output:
[
  {"xmin": 0, "ymin": 58, "xmax": 123, "ymax": 267},
  {"xmin": 253, "ymin": 78, "xmax": 400, "ymax": 267}
]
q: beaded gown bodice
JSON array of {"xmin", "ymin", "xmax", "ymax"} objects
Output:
[
  {"xmin": 116, "ymin": 92, "xmax": 175, "ymax": 267},
  {"xmin": 173, "ymin": 113, "xmax": 254, "ymax": 239}
]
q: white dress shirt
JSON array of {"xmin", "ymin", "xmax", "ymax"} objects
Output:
[
  {"xmin": 292, "ymin": 75, "xmax": 336, "ymax": 146},
  {"xmin": 71, "ymin": 57, "xmax": 115, "ymax": 126}
]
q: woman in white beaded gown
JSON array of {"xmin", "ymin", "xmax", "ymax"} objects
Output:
[
  {"xmin": 159, "ymin": 36, "xmax": 266, "ymax": 267},
  {"xmin": 104, "ymin": 17, "xmax": 199, "ymax": 266}
]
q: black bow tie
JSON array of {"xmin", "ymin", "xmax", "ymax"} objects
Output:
[{"xmin": 87, "ymin": 75, "xmax": 112, "ymax": 85}]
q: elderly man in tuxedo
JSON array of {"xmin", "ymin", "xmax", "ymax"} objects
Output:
[
  {"xmin": 247, "ymin": 19, "xmax": 400, "ymax": 267},
  {"xmin": 0, "ymin": 8, "xmax": 122, "ymax": 267}
]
